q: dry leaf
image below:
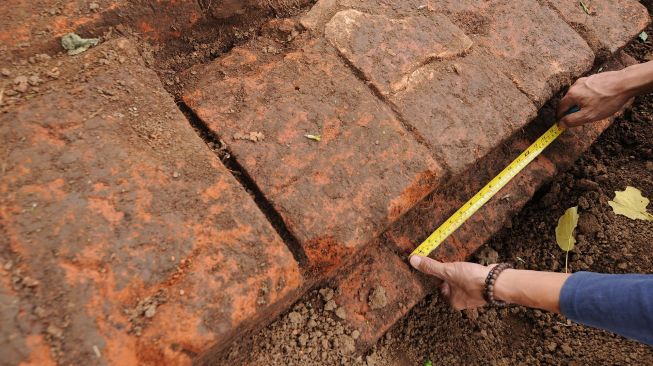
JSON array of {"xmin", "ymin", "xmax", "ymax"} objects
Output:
[
  {"xmin": 608, "ymin": 186, "xmax": 653, "ymax": 221},
  {"xmin": 556, "ymin": 206, "xmax": 579, "ymax": 252}
]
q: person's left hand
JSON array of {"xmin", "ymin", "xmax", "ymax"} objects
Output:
[{"xmin": 409, "ymin": 256, "xmax": 492, "ymax": 310}]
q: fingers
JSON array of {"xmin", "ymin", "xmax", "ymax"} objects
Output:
[
  {"xmin": 556, "ymin": 93, "xmax": 578, "ymax": 120},
  {"xmin": 559, "ymin": 110, "xmax": 590, "ymax": 128},
  {"xmin": 439, "ymin": 282, "xmax": 451, "ymax": 298},
  {"xmin": 409, "ymin": 256, "xmax": 451, "ymax": 280}
]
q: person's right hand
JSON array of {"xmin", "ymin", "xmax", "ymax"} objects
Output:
[
  {"xmin": 557, "ymin": 70, "xmax": 633, "ymax": 128},
  {"xmin": 409, "ymin": 256, "xmax": 492, "ymax": 310}
]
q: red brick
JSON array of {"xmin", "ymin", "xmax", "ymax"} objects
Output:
[
  {"xmin": 0, "ymin": 38, "xmax": 301, "ymax": 365},
  {"xmin": 182, "ymin": 39, "xmax": 442, "ymax": 272},
  {"xmin": 0, "ymin": 265, "xmax": 57, "ymax": 366},
  {"xmin": 435, "ymin": 0, "xmax": 595, "ymax": 107},
  {"xmin": 544, "ymin": 0, "xmax": 649, "ymax": 54},
  {"xmin": 390, "ymin": 50, "xmax": 538, "ymax": 175},
  {"xmin": 386, "ymin": 116, "xmax": 617, "ymax": 261},
  {"xmin": 330, "ymin": 243, "xmax": 429, "ymax": 347},
  {"xmin": 325, "ymin": 9, "xmax": 472, "ymax": 96}
]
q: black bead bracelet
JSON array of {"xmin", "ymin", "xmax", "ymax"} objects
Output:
[{"xmin": 483, "ymin": 263, "xmax": 513, "ymax": 307}]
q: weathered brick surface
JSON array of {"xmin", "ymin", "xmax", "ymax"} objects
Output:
[
  {"xmin": 332, "ymin": 0, "xmax": 594, "ymax": 106},
  {"xmin": 182, "ymin": 40, "xmax": 442, "ymax": 272},
  {"xmin": 325, "ymin": 10, "xmax": 472, "ymax": 96},
  {"xmin": 390, "ymin": 50, "xmax": 538, "ymax": 175},
  {"xmin": 330, "ymin": 243, "xmax": 429, "ymax": 347},
  {"xmin": 0, "ymin": 39, "xmax": 301, "ymax": 365},
  {"xmin": 544, "ymin": 0, "xmax": 649, "ymax": 54},
  {"xmin": 387, "ymin": 52, "xmax": 638, "ymax": 259},
  {"xmin": 0, "ymin": 266, "xmax": 57, "ymax": 366}
]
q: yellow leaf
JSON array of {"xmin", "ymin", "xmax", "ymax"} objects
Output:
[
  {"xmin": 608, "ymin": 186, "xmax": 653, "ymax": 221},
  {"xmin": 556, "ymin": 206, "xmax": 579, "ymax": 252}
]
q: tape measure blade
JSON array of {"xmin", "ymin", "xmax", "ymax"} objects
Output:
[{"xmin": 410, "ymin": 123, "xmax": 564, "ymax": 257}]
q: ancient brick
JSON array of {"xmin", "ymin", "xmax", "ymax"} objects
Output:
[
  {"xmin": 330, "ymin": 244, "xmax": 429, "ymax": 346},
  {"xmin": 325, "ymin": 10, "xmax": 472, "ymax": 95},
  {"xmin": 544, "ymin": 0, "xmax": 649, "ymax": 54},
  {"xmin": 440, "ymin": 0, "xmax": 595, "ymax": 107},
  {"xmin": 0, "ymin": 267, "xmax": 57, "ymax": 366},
  {"xmin": 386, "ymin": 115, "xmax": 615, "ymax": 260},
  {"xmin": 182, "ymin": 40, "xmax": 442, "ymax": 272},
  {"xmin": 390, "ymin": 50, "xmax": 538, "ymax": 175},
  {"xmin": 0, "ymin": 39, "xmax": 301, "ymax": 365}
]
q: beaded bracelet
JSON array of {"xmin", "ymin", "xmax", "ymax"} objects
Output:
[{"xmin": 483, "ymin": 263, "xmax": 513, "ymax": 307}]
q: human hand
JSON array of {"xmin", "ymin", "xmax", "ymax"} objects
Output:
[
  {"xmin": 409, "ymin": 256, "xmax": 492, "ymax": 310},
  {"xmin": 557, "ymin": 70, "xmax": 633, "ymax": 128}
]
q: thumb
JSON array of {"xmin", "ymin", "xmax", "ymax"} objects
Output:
[
  {"xmin": 409, "ymin": 256, "xmax": 451, "ymax": 280},
  {"xmin": 559, "ymin": 110, "xmax": 589, "ymax": 128}
]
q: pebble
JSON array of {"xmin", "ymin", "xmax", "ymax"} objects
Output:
[
  {"xmin": 288, "ymin": 311, "xmax": 303, "ymax": 324},
  {"xmin": 324, "ymin": 299, "xmax": 337, "ymax": 311},
  {"xmin": 319, "ymin": 288, "xmax": 334, "ymax": 301},
  {"xmin": 144, "ymin": 304, "xmax": 157, "ymax": 318},
  {"xmin": 335, "ymin": 307, "xmax": 347, "ymax": 319},
  {"xmin": 1, "ymin": 68, "xmax": 11, "ymax": 77},
  {"xmin": 645, "ymin": 161, "xmax": 653, "ymax": 172}
]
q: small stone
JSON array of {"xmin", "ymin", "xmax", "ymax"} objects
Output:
[
  {"xmin": 288, "ymin": 311, "xmax": 303, "ymax": 324},
  {"xmin": 618, "ymin": 262, "xmax": 628, "ymax": 270},
  {"xmin": 645, "ymin": 161, "xmax": 653, "ymax": 172},
  {"xmin": 324, "ymin": 299, "xmax": 337, "ymax": 311},
  {"xmin": 34, "ymin": 306, "xmax": 48, "ymax": 318},
  {"xmin": 560, "ymin": 343, "xmax": 573, "ymax": 356},
  {"xmin": 335, "ymin": 307, "xmax": 347, "ymax": 319},
  {"xmin": 547, "ymin": 341, "xmax": 557, "ymax": 352},
  {"xmin": 144, "ymin": 304, "xmax": 157, "ymax": 318},
  {"xmin": 351, "ymin": 329, "xmax": 360, "ymax": 340},
  {"xmin": 47, "ymin": 324, "xmax": 64, "ymax": 339},
  {"xmin": 319, "ymin": 288, "xmax": 334, "ymax": 301},
  {"xmin": 14, "ymin": 76, "xmax": 28, "ymax": 93},
  {"xmin": 172, "ymin": 171, "xmax": 180, "ymax": 178},
  {"xmin": 577, "ymin": 178, "xmax": 600, "ymax": 191},
  {"xmin": 179, "ymin": 289, "xmax": 185, "ymax": 295},
  {"xmin": 28, "ymin": 75, "xmax": 43, "ymax": 86},
  {"xmin": 298, "ymin": 333, "xmax": 309, "ymax": 347},
  {"xmin": 339, "ymin": 335, "xmax": 356, "ymax": 354},
  {"xmin": 1, "ymin": 68, "xmax": 11, "ymax": 77},
  {"xmin": 368, "ymin": 286, "xmax": 388, "ymax": 310},
  {"xmin": 23, "ymin": 276, "xmax": 39, "ymax": 287},
  {"xmin": 89, "ymin": 2, "xmax": 100, "ymax": 11}
]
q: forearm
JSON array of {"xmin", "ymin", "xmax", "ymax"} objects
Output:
[
  {"xmin": 494, "ymin": 269, "xmax": 571, "ymax": 313},
  {"xmin": 618, "ymin": 60, "xmax": 653, "ymax": 97}
]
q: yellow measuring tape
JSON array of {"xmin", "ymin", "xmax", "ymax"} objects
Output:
[{"xmin": 411, "ymin": 123, "xmax": 566, "ymax": 257}]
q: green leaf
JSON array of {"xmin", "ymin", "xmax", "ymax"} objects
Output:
[
  {"xmin": 608, "ymin": 186, "xmax": 653, "ymax": 221},
  {"xmin": 556, "ymin": 206, "xmax": 579, "ymax": 252},
  {"xmin": 424, "ymin": 361, "xmax": 433, "ymax": 366},
  {"xmin": 640, "ymin": 31, "xmax": 649, "ymax": 42},
  {"xmin": 579, "ymin": 0, "xmax": 590, "ymax": 14},
  {"xmin": 304, "ymin": 134, "xmax": 321, "ymax": 142}
]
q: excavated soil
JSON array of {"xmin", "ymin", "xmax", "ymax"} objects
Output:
[{"xmin": 217, "ymin": 21, "xmax": 653, "ymax": 366}]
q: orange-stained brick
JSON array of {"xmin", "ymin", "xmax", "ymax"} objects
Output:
[
  {"xmin": 182, "ymin": 39, "xmax": 443, "ymax": 273},
  {"xmin": 329, "ymin": 243, "xmax": 430, "ymax": 347},
  {"xmin": 0, "ymin": 38, "xmax": 302, "ymax": 365},
  {"xmin": 544, "ymin": 0, "xmax": 649, "ymax": 54}
]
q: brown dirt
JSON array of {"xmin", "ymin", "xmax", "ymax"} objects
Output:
[{"xmin": 215, "ymin": 19, "xmax": 653, "ymax": 366}]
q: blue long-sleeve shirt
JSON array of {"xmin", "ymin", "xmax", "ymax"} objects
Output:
[{"xmin": 560, "ymin": 272, "xmax": 653, "ymax": 345}]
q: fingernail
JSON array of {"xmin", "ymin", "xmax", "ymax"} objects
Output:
[{"xmin": 409, "ymin": 256, "xmax": 422, "ymax": 268}]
